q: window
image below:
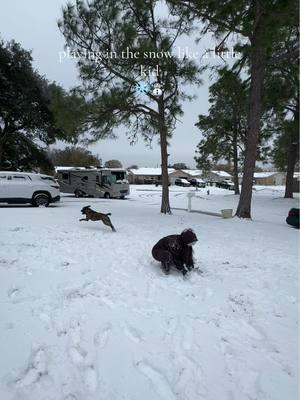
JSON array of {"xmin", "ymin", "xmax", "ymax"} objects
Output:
[
  {"xmin": 112, "ymin": 171, "xmax": 125, "ymax": 181},
  {"xmin": 0, "ymin": 175, "xmax": 6, "ymax": 179},
  {"xmin": 81, "ymin": 176, "xmax": 88, "ymax": 181},
  {"xmin": 62, "ymin": 173, "xmax": 69, "ymax": 181},
  {"xmin": 102, "ymin": 176, "xmax": 111, "ymax": 185},
  {"xmin": 13, "ymin": 175, "xmax": 27, "ymax": 180}
]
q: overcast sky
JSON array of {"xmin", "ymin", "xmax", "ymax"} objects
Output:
[{"xmin": 0, "ymin": 0, "xmax": 228, "ymax": 168}]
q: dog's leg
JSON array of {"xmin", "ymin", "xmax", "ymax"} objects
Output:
[
  {"xmin": 79, "ymin": 217, "xmax": 88, "ymax": 221},
  {"xmin": 110, "ymin": 223, "xmax": 116, "ymax": 232},
  {"xmin": 102, "ymin": 218, "xmax": 116, "ymax": 232}
]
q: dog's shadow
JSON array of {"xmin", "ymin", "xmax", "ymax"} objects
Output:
[{"xmin": 79, "ymin": 223, "xmax": 117, "ymax": 233}]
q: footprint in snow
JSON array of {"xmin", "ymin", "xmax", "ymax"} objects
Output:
[
  {"xmin": 64, "ymin": 395, "xmax": 77, "ymax": 400},
  {"xmin": 14, "ymin": 348, "xmax": 48, "ymax": 387},
  {"xmin": 94, "ymin": 324, "xmax": 112, "ymax": 348},
  {"xmin": 135, "ymin": 360, "xmax": 176, "ymax": 400},
  {"xmin": 123, "ymin": 323, "xmax": 143, "ymax": 344},
  {"xmin": 69, "ymin": 346, "xmax": 87, "ymax": 366},
  {"xmin": 9, "ymin": 227, "xmax": 25, "ymax": 232},
  {"xmin": 84, "ymin": 365, "xmax": 98, "ymax": 393},
  {"xmin": 7, "ymin": 287, "xmax": 21, "ymax": 300}
]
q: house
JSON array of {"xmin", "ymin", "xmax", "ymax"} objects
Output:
[
  {"xmin": 293, "ymin": 172, "xmax": 300, "ymax": 193},
  {"xmin": 127, "ymin": 168, "xmax": 176, "ymax": 184},
  {"xmin": 253, "ymin": 172, "xmax": 286, "ymax": 185},
  {"xmin": 205, "ymin": 170, "xmax": 232, "ymax": 182},
  {"xmin": 127, "ymin": 168, "xmax": 202, "ymax": 184},
  {"xmin": 168, "ymin": 169, "xmax": 194, "ymax": 184},
  {"xmin": 181, "ymin": 169, "xmax": 203, "ymax": 178}
]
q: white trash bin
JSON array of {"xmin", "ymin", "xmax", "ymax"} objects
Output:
[{"xmin": 221, "ymin": 209, "xmax": 233, "ymax": 218}]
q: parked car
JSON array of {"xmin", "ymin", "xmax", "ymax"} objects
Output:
[
  {"xmin": 188, "ymin": 178, "xmax": 206, "ymax": 188},
  {"xmin": 174, "ymin": 178, "xmax": 191, "ymax": 187},
  {"xmin": 286, "ymin": 208, "xmax": 299, "ymax": 229},
  {"xmin": 154, "ymin": 180, "xmax": 171, "ymax": 186},
  {"xmin": 0, "ymin": 171, "xmax": 60, "ymax": 207},
  {"xmin": 216, "ymin": 180, "xmax": 235, "ymax": 190}
]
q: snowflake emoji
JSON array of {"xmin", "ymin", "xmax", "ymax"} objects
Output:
[{"xmin": 134, "ymin": 80, "xmax": 151, "ymax": 95}]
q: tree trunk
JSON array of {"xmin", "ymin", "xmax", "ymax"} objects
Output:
[
  {"xmin": 158, "ymin": 99, "xmax": 171, "ymax": 214},
  {"xmin": 284, "ymin": 102, "xmax": 299, "ymax": 198},
  {"xmin": 236, "ymin": 3, "xmax": 265, "ymax": 218},
  {"xmin": 284, "ymin": 140, "xmax": 297, "ymax": 198},
  {"xmin": 232, "ymin": 132, "xmax": 240, "ymax": 195},
  {"xmin": 0, "ymin": 140, "xmax": 4, "ymax": 169}
]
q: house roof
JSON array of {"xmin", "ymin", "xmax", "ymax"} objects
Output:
[
  {"xmin": 128, "ymin": 168, "xmax": 175, "ymax": 176},
  {"xmin": 253, "ymin": 172, "xmax": 278, "ymax": 178},
  {"xmin": 211, "ymin": 170, "xmax": 232, "ymax": 177},
  {"xmin": 55, "ymin": 166, "xmax": 94, "ymax": 172},
  {"xmin": 181, "ymin": 169, "xmax": 203, "ymax": 177}
]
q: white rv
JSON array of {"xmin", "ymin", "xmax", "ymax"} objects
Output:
[{"xmin": 57, "ymin": 168, "xmax": 130, "ymax": 199}]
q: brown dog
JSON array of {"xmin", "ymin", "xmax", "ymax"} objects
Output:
[{"xmin": 80, "ymin": 205, "xmax": 116, "ymax": 232}]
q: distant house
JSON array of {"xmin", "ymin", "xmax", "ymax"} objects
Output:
[
  {"xmin": 168, "ymin": 169, "xmax": 193, "ymax": 184},
  {"xmin": 127, "ymin": 168, "xmax": 176, "ymax": 184},
  {"xmin": 205, "ymin": 170, "xmax": 232, "ymax": 182},
  {"xmin": 253, "ymin": 172, "xmax": 286, "ymax": 186},
  {"xmin": 238, "ymin": 171, "xmax": 286, "ymax": 185},
  {"xmin": 181, "ymin": 169, "xmax": 203, "ymax": 178},
  {"xmin": 127, "ymin": 168, "xmax": 202, "ymax": 184},
  {"xmin": 293, "ymin": 172, "xmax": 300, "ymax": 193}
]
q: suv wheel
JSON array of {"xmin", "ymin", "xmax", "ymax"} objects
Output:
[
  {"xmin": 104, "ymin": 192, "xmax": 110, "ymax": 199},
  {"xmin": 33, "ymin": 193, "xmax": 50, "ymax": 207}
]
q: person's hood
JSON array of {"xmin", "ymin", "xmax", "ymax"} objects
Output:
[{"xmin": 180, "ymin": 229, "xmax": 198, "ymax": 245}]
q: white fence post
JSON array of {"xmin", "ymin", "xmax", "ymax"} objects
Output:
[{"xmin": 187, "ymin": 191, "xmax": 195, "ymax": 212}]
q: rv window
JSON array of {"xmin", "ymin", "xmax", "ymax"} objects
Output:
[
  {"xmin": 112, "ymin": 171, "xmax": 125, "ymax": 181},
  {"xmin": 62, "ymin": 173, "xmax": 69, "ymax": 181},
  {"xmin": 102, "ymin": 176, "xmax": 111, "ymax": 185},
  {"xmin": 96, "ymin": 175, "xmax": 99, "ymax": 182},
  {"xmin": 82, "ymin": 176, "xmax": 88, "ymax": 181}
]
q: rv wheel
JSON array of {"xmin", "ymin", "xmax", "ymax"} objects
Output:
[{"xmin": 104, "ymin": 192, "xmax": 110, "ymax": 199}]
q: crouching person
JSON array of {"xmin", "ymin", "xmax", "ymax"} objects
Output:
[{"xmin": 152, "ymin": 229, "xmax": 198, "ymax": 276}]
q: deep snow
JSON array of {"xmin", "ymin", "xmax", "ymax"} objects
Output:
[{"xmin": 0, "ymin": 185, "xmax": 299, "ymax": 400}]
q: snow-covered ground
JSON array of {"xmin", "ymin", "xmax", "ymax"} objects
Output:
[{"xmin": 0, "ymin": 185, "xmax": 299, "ymax": 400}]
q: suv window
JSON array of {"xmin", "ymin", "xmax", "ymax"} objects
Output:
[{"xmin": 13, "ymin": 175, "xmax": 29, "ymax": 180}]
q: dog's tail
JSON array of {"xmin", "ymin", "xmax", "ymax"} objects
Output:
[{"xmin": 106, "ymin": 213, "xmax": 111, "ymax": 216}]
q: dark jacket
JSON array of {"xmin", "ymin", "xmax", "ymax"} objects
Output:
[{"xmin": 152, "ymin": 229, "xmax": 198, "ymax": 268}]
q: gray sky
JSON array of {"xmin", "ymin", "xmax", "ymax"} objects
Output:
[{"xmin": 0, "ymin": 0, "xmax": 228, "ymax": 168}]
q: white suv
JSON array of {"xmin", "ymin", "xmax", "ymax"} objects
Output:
[{"xmin": 0, "ymin": 171, "xmax": 60, "ymax": 207}]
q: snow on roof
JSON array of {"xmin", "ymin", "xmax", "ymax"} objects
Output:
[
  {"xmin": 181, "ymin": 169, "xmax": 203, "ymax": 176},
  {"xmin": 55, "ymin": 167, "xmax": 126, "ymax": 172},
  {"xmin": 211, "ymin": 170, "xmax": 232, "ymax": 177},
  {"xmin": 253, "ymin": 172, "xmax": 278, "ymax": 178},
  {"xmin": 128, "ymin": 168, "xmax": 175, "ymax": 176},
  {"xmin": 55, "ymin": 166, "xmax": 92, "ymax": 172}
]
